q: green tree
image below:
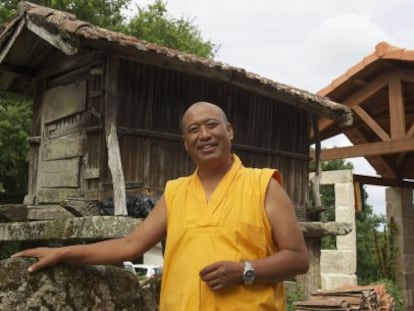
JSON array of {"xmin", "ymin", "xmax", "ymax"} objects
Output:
[
  {"xmin": 122, "ymin": 0, "xmax": 219, "ymax": 58},
  {"xmin": 0, "ymin": 92, "xmax": 31, "ymax": 203},
  {"xmin": 0, "ymin": 0, "xmax": 130, "ymax": 29}
]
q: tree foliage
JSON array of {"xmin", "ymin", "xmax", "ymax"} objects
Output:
[
  {"xmin": 0, "ymin": 92, "xmax": 31, "ymax": 203},
  {"xmin": 122, "ymin": 0, "xmax": 219, "ymax": 58},
  {"xmin": 0, "ymin": 0, "xmax": 130, "ymax": 29}
]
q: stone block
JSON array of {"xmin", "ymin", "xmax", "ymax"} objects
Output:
[
  {"xmin": 318, "ymin": 170, "xmax": 353, "ymax": 185},
  {"xmin": 321, "ymin": 250, "xmax": 356, "ymax": 274},
  {"xmin": 337, "ymin": 229, "xmax": 356, "ymax": 250},
  {"xmin": 386, "ymin": 188, "xmax": 403, "ymax": 217},
  {"xmin": 335, "ymin": 207, "xmax": 355, "ymax": 223},
  {"xmin": 321, "ymin": 273, "xmax": 357, "ymax": 290},
  {"xmin": 334, "ymin": 183, "xmax": 355, "ymax": 207}
]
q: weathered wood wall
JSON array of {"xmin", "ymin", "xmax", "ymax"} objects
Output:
[
  {"xmin": 113, "ymin": 59, "xmax": 310, "ymax": 215},
  {"xmin": 28, "ymin": 55, "xmax": 310, "ymax": 220}
]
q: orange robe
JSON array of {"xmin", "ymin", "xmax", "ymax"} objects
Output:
[{"xmin": 160, "ymin": 155, "xmax": 286, "ymax": 310}]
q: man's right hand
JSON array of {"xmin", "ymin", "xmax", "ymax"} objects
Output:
[{"xmin": 12, "ymin": 247, "xmax": 62, "ymax": 273}]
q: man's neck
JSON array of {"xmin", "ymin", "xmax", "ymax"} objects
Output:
[
  {"xmin": 197, "ymin": 156, "xmax": 233, "ymax": 181},
  {"xmin": 197, "ymin": 156, "xmax": 233, "ymax": 202}
]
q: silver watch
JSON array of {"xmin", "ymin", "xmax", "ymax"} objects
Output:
[{"xmin": 242, "ymin": 260, "xmax": 255, "ymax": 285}]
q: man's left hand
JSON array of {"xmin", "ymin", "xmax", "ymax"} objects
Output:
[{"xmin": 199, "ymin": 261, "xmax": 244, "ymax": 290}]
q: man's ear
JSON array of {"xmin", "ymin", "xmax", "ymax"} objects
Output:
[
  {"xmin": 183, "ymin": 137, "xmax": 189, "ymax": 151},
  {"xmin": 227, "ymin": 123, "xmax": 234, "ymax": 140}
]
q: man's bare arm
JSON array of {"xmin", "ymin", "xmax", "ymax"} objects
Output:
[
  {"xmin": 12, "ymin": 195, "xmax": 168, "ymax": 273},
  {"xmin": 200, "ymin": 178, "xmax": 309, "ymax": 290}
]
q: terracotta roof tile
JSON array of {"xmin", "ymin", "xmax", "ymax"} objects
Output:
[
  {"xmin": 398, "ymin": 49, "xmax": 414, "ymax": 61},
  {"xmin": 345, "ymin": 61, "xmax": 365, "ymax": 78},
  {"xmin": 319, "ymin": 41, "xmax": 414, "ymax": 96},
  {"xmin": 361, "ymin": 53, "xmax": 378, "ymax": 66}
]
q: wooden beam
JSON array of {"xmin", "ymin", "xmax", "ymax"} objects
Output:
[
  {"xmin": 104, "ymin": 56, "xmax": 127, "ymax": 216},
  {"xmin": 314, "ymin": 71, "xmax": 390, "ymax": 137},
  {"xmin": 0, "ymin": 19, "xmax": 26, "ymax": 63},
  {"xmin": 365, "ymin": 155, "xmax": 397, "ymax": 179},
  {"xmin": 345, "ymin": 127, "xmax": 397, "ymax": 178},
  {"xmin": 353, "ymin": 174, "xmax": 414, "ymax": 188},
  {"xmin": 27, "ymin": 19, "xmax": 77, "ymax": 55},
  {"xmin": 0, "ymin": 63, "xmax": 34, "ymax": 78},
  {"xmin": 352, "ymin": 105, "xmax": 390, "ymax": 141},
  {"xmin": 388, "ymin": 75, "xmax": 406, "ymax": 139},
  {"xmin": 407, "ymin": 120, "xmax": 414, "ymax": 138},
  {"xmin": 317, "ymin": 137, "xmax": 414, "ymax": 160},
  {"xmin": 395, "ymin": 68, "xmax": 414, "ymax": 83}
]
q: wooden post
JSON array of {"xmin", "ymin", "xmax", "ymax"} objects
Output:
[{"xmin": 104, "ymin": 56, "xmax": 127, "ymax": 216}]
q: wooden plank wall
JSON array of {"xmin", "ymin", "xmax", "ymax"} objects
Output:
[{"xmin": 108, "ymin": 59, "xmax": 310, "ymax": 216}]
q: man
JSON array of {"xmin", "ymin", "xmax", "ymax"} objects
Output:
[{"xmin": 13, "ymin": 102, "xmax": 309, "ymax": 310}]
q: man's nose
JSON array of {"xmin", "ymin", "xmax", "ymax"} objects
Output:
[{"xmin": 198, "ymin": 125, "xmax": 211, "ymax": 139}]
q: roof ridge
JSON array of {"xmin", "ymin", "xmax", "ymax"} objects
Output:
[
  {"xmin": 375, "ymin": 41, "xmax": 402, "ymax": 57},
  {"xmin": 318, "ymin": 41, "xmax": 410, "ymax": 96}
]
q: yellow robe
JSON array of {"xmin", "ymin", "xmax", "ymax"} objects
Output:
[{"xmin": 160, "ymin": 155, "xmax": 286, "ymax": 311}]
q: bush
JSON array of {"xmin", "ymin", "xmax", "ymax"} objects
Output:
[{"xmin": 286, "ymin": 285, "xmax": 305, "ymax": 311}]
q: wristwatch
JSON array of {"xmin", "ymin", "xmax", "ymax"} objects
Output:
[{"xmin": 242, "ymin": 260, "xmax": 255, "ymax": 285}]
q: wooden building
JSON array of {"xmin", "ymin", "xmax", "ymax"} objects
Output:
[{"xmin": 0, "ymin": 2, "xmax": 351, "ymax": 216}]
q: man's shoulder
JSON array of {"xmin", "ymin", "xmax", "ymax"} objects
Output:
[
  {"xmin": 166, "ymin": 175, "xmax": 193, "ymax": 188},
  {"xmin": 241, "ymin": 166, "xmax": 275, "ymax": 176},
  {"xmin": 240, "ymin": 166, "xmax": 282, "ymax": 185}
]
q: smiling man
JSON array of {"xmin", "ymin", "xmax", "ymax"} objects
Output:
[{"xmin": 13, "ymin": 101, "xmax": 309, "ymax": 311}]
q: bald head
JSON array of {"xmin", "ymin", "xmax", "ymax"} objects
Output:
[{"xmin": 181, "ymin": 102, "xmax": 228, "ymax": 132}]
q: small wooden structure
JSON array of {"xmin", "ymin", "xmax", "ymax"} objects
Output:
[
  {"xmin": 313, "ymin": 42, "xmax": 414, "ymax": 309},
  {"xmin": 0, "ymin": 2, "xmax": 352, "ymax": 296}
]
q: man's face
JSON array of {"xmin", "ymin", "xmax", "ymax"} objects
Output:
[{"xmin": 182, "ymin": 104, "xmax": 233, "ymax": 165}]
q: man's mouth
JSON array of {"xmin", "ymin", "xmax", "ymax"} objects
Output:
[{"xmin": 198, "ymin": 144, "xmax": 216, "ymax": 152}]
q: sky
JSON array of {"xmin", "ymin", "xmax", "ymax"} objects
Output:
[{"xmin": 129, "ymin": 0, "xmax": 414, "ymax": 215}]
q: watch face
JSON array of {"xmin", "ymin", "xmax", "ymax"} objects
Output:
[{"xmin": 245, "ymin": 270, "xmax": 255, "ymax": 282}]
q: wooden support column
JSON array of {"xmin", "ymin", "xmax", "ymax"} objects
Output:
[
  {"xmin": 104, "ymin": 56, "xmax": 127, "ymax": 216},
  {"xmin": 388, "ymin": 75, "xmax": 406, "ymax": 139}
]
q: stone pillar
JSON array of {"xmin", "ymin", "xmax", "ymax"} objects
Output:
[
  {"xmin": 320, "ymin": 170, "xmax": 357, "ymax": 289},
  {"xmin": 386, "ymin": 187, "xmax": 414, "ymax": 310}
]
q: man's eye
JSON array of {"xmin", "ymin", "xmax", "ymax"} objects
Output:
[
  {"xmin": 187, "ymin": 127, "xmax": 199, "ymax": 133},
  {"xmin": 206, "ymin": 122, "xmax": 218, "ymax": 128}
]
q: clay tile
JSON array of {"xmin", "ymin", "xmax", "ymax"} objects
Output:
[
  {"xmin": 398, "ymin": 49, "xmax": 414, "ymax": 61},
  {"xmin": 384, "ymin": 48, "xmax": 404, "ymax": 59},
  {"xmin": 375, "ymin": 41, "xmax": 390, "ymax": 56},
  {"xmin": 331, "ymin": 73, "xmax": 350, "ymax": 89},
  {"xmin": 317, "ymin": 84, "xmax": 334, "ymax": 96},
  {"xmin": 346, "ymin": 61, "xmax": 365, "ymax": 77},
  {"xmin": 62, "ymin": 20, "xmax": 90, "ymax": 34},
  {"xmin": 362, "ymin": 52, "xmax": 378, "ymax": 65}
]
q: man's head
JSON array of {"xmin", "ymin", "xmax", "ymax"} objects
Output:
[{"xmin": 181, "ymin": 102, "xmax": 233, "ymax": 168}]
